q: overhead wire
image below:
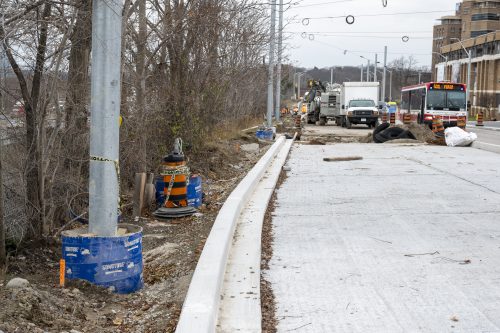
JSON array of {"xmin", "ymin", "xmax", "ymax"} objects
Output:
[
  {"xmin": 311, "ymin": 39, "xmax": 434, "ymax": 57},
  {"xmin": 302, "ymin": 10, "xmax": 454, "ymax": 21}
]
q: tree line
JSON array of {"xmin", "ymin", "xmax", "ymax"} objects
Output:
[{"xmin": 0, "ymin": 0, "xmax": 272, "ymax": 275}]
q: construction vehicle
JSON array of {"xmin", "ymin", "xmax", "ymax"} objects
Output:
[
  {"xmin": 335, "ymin": 82, "xmax": 380, "ymax": 129},
  {"xmin": 317, "ymin": 83, "xmax": 342, "ymax": 126},
  {"xmin": 301, "ymin": 80, "xmax": 326, "ymax": 124}
]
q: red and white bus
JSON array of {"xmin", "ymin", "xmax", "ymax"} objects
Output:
[{"xmin": 400, "ymin": 82, "xmax": 467, "ymax": 127}]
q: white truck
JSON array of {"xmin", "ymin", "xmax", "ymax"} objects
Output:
[{"xmin": 335, "ymin": 82, "xmax": 380, "ymax": 129}]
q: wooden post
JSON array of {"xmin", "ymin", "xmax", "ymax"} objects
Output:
[{"xmin": 133, "ymin": 173, "xmax": 147, "ymax": 217}]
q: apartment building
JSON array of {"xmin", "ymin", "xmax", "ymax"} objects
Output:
[{"xmin": 432, "ymin": 0, "xmax": 500, "ymax": 118}]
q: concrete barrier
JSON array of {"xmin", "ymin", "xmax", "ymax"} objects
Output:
[{"xmin": 175, "ymin": 136, "xmax": 288, "ymax": 333}]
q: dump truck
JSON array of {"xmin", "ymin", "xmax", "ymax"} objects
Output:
[{"xmin": 336, "ymin": 82, "xmax": 380, "ymax": 129}]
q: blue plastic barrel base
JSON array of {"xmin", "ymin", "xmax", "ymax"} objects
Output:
[
  {"xmin": 256, "ymin": 130, "xmax": 273, "ymax": 140},
  {"xmin": 155, "ymin": 176, "xmax": 165, "ymax": 207},
  {"xmin": 61, "ymin": 224, "xmax": 143, "ymax": 294},
  {"xmin": 187, "ymin": 175, "xmax": 202, "ymax": 208}
]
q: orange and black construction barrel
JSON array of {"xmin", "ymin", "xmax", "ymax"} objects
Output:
[
  {"xmin": 476, "ymin": 111, "xmax": 484, "ymax": 126},
  {"xmin": 403, "ymin": 113, "xmax": 411, "ymax": 124},
  {"xmin": 457, "ymin": 116, "xmax": 466, "ymax": 129},
  {"xmin": 154, "ymin": 138, "xmax": 196, "ymax": 219}
]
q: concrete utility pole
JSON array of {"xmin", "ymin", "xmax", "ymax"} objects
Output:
[
  {"xmin": 418, "ymin": 71, "xmax": 422, "ymax": 84},
  {"xmin": 367, "ymin": 59, "xmax": 370, "ymax": 82},
  {"xmin": 374, "ymin": 54, "xmax": 377, "ymax": 83},
  {"xmin": 293, "ymin": 72, "xmax": 304, "ymax": 99},
  {"xmin": 266, "ymin": 0, "xmax": 276, "ymax": 127},
  {"xmin": 89, "ymin": 0, "xmax": 123, "ymax": 236},
  {"xmin": 360, "ymin": 64, "xmax": 363, "ymax": 82},
  {"xmin": 274, "ymin": 0, "xmax": 283, "ymax": 122},
  {"xmin": 330, "ymin": 67, "xmax": 333, "ymax": 84},
  {"xmin": 382, "ymin": 46, "xmax": 387, "ymax": 102}
]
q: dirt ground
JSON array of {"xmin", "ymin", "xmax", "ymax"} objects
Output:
[
  {"xmin": 0, "ymin": 114, "xmax": 440, "ymax": 333},
  {"xmin": 0, "ymin": 129, "xmax": 272, "ymax": 333}
]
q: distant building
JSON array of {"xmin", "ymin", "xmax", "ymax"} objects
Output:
[
  {"xmin": 431, "ymin": 0, "xmax": 500, "ymax": 119},
  {"xmin": 458, "ymin": 0, "xmax": 500, "ymax": 39},
  {"xmin": 432, "ymin": 16, "xmax": 462, "ymax": 74}
]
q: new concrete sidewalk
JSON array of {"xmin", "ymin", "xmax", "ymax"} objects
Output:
[{"xmin": 266, "ymin": 143, "xmax": 500, "ymax": 332}]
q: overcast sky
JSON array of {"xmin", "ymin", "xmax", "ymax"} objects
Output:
[{"xmin": 282, "ymin": 0, "xmax": 460, "ymax": 69}]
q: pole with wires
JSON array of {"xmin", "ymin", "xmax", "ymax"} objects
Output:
[
  {"xmin": 374, "ymin": 53, "xmax": 377, "ymax": 83},
  {"xmin": 382, "ymin": 46, "xmax": 387, "ymax": 102},
  {"xmin": 274, "ymin": 0, "xmax": 283, "ymax": 122},
  {"xmin": 89, "ymin": 0, "xmax": 123, "ymax": 236},
  {"xmin": 266, "ymin": 0, "xmax": 276, "ymax": 127},
  {"xmin": 367, "ymin": 59, "xmax": 370, "ymax": 82}
]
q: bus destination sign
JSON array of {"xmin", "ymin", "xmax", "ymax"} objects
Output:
[{"xmin": 431, "ymin": 83, "xmax": 463, "ymax": 91}]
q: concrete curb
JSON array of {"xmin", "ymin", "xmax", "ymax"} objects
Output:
[
  {"xmin": 471, "ymin": 141, "xmax": 500, "ymax": 154},
  {"xmin": 175, "ymin": 136, "xmax": 287, "ymax": 333},
  {"xmin": 467, "ymin": 125, "xmax": 500, "ymax": 132}
]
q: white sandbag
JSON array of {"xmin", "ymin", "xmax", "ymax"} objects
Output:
[{"xmin": 444, "ymin": 126, "xmax": 477, "ymax": 147}]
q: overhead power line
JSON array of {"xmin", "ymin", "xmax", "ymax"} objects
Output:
[
  {"xmin": 288, "ymin": 31, "xmax": 433, "ymax": 34},
  {"xmin": 311, "ymin": 39, "xmax": 434, "ymax": 57},
  {"xmin": 293, "ymin": 0, "xmax": 354, "ymax": 8},
  {"xmin": 302, "ymin": 10, "xmax": 452, "ymax": 21}
]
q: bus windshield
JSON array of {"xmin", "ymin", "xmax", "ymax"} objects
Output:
[
  {"xmin": 447, "ymin": 91, "xmax": 466, "ymax": 110},
  {"xmin": 427, "ymin": 90, "xmax": 465, "ymax": 110},
  {"xmin": 349, "ymin": 100, "xmax": 375, "ymax": 107}
]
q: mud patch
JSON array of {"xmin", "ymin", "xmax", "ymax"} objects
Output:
[{"xmin": 261, "ymin": 169, "xmax": 288, "ymax": 333}]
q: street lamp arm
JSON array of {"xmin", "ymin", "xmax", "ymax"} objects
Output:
[{"xmin": 432, "ymin": 52, "xmax": 448, "ymax": 62}]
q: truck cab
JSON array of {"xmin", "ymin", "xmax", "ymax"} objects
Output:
[{"xmin": 345, "ymin": 99, "xmax": 379, "ymax": 128}]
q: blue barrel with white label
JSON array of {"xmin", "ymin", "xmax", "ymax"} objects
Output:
[
  {"xmin": 187, "ymin": 175, "xmax": 202, "ymax": 208},
  {"xmin": 61, "ymin": 224, "xmax": 143, "ymax": 294},
  {"xmin": 154, "ymin": 176, "xmax": 166, "ymax": 207}
]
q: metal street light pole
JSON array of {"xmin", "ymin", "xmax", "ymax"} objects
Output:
[
  {"xmin": 89, "ymin": 0, "xmax": 124, "ymax": 236},
  {"xmin": 330, "ymin": 67, "xmax": 333, "ymax": 84},
  {"xmin": 297, "ymin": 72, "xmax": 305, "ymax": 100},
  {"xmin": 360, "ymin": 64, "xmax": 364, "ymax": 82},
  {"xmin": 382, "ymin": 46, "xmax": 387, "ymax": 102},
  {"xmin": 432, "ymin": 52, "xmax": 448, "ymax": 81},
  {"xmin": 266, "ymin": 0, "xmax": 276, "ymax": 127},
  {"xmin": 367, "ymin": 59, "xmax": 370, "ymax": 82},
  {"xmin": 274, "ymin": 0, "xmax": 283, "ymax": 122},
  {"xmin": 360, "ymin": 56, "xmax": 370, "ymax": 82},
  {"xmin": 452, "ymin": 38, "xmax": 472, "ymax": 115},
  {"xmin": 374, "ymin": 54, "xmax": 378, "ymax": 83}
]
